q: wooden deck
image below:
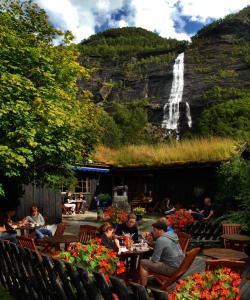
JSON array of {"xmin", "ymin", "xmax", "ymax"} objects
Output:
[{"xmin": 169, "ymin": 255, "xmax": 250, "ymax": 300}]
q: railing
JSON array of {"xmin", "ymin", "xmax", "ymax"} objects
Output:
[{"xmin": 0, "ymin": 240, "xmax": 168, "ymax": 300}]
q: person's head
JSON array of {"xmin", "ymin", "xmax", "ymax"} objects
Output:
[
  {"xmin": 152, "ymin": 222, "xmax": 168, "ymax": 238},
  {"xmin": 31, "ymin": 206, "xmax": 39, "ymax": 216},
  {"xmin": 204, "ymin": 197, "xmax": 212, "ymax": 206},
  {"xmin": 7, "ymin": 210, "xmax": 16, "ymax": 218},
  {"xmin": 158, "ymin": 217, "xmax": 167, "ymax": 224},
  {"xmin": 99, "ymin": 222, "xmax": 115, "ymax": 238},
  {"xmin": 79, "ymin": 192, "xmax": 84, "ymax": 199},
  {"xmin": 126, "ymin": 213, "xmax": 137, "ymax": 228}
]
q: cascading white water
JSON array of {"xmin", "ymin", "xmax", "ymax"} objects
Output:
[
  {"xmin": 162, "ymin": 52, "xmax": 185, "ymax": 131},
  {"xmin": 185, "ymin": 102, "xmax": 192, "ymax": 128}
]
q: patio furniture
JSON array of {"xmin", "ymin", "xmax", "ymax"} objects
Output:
[
  {"xmin": 222, "ymin": 223, "xmax": 241, "ymax": 249},
  {"xmin": 39, "ymin": 234, "xmax": 78, "ymax": 251},
  {"xmin": 185, "ymin": 221, "xmax": 222, "ymax": 248},
  {"xmin": 37, "ymin": 223, "xmax": 66, "ymax": 251},
  {"xmin": 203, "ymin": 248, "xmax": 248, "ymax": 261},
  {"xmin": 147, "ymin": 247, "xmax": 201, "ymax": 291},
  {"xmin": 78, "ymin": 225, "xmax": 99, "ymax": 244},
  {"xmin": 17, "ymin": 235, "xmax": 38, "ymax": 252},
  {"xmin": 176, "ymin": 231, "xmax": 191, "ymax": 253},
  {"xmin": 221, "ymin": 233, "xmax": 250, "ymax": 252},
  {"xmin": 205, "ymin": 259, "xmax": 246, "ymax": 274},
  {"xmin": 0, "ymin": 240, "xmax": 160, "ymax": 300}
]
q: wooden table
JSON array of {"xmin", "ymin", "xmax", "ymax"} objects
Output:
[
  {"xmin": 18, "ymin": 225, "xmax": 42, "ymax": 237},
  {"xmin": 119, "ymin": 246, "xmax": 153, "ymax": 281},
  {"xmin": 203, "ymin": 248, "xmax": 248, "ymax": 261},
  {"xmin": 39, "ymin": 235, "xmax": 79, "ymax": 251},
  {"xmin": 221, "ymin": 234, "xmax": 250, "ymax": 251}
]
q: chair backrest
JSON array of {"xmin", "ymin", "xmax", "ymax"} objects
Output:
[
  {"xmin": 78, "ymin": 225, "xmax": 99, "ymax": 244},
  {"xmin": 205, "ymin": 259, "xmax": 246, "ymax": 274},
  {"xmin": 176, "ymin": 231, "xmax": 191, "ymax": 253},
  {"xmin": 222, "ymin": 223, "xmax": 241, "ymax": 235},
  {"xmin": 168, "ymin": 247, "xmax": 200, "ymax": 285},
  {"xmin": 17, "ymin": 235, "xmax": 38, "ymax": 251},
  {"xmin": 54, "ymin": 223, "xmax": 66, "ymax": 236}
]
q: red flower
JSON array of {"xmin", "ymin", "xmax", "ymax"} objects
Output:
[
  {"xmin": 167, "ymin": 209, "xmax": 194, "ymax": 231},
  {"xmin": 169, "ymin": 268, "xmax": 241, "ymax": 299},
  {"xmin": 103, "ymin": 207, "xmax": 127, "ymax": 224}
]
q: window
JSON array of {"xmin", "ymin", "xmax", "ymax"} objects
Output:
[{"xmin": 75, "ymin": 178, "xmax": 91, "ymax": 194}]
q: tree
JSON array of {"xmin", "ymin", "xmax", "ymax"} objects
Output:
[
  {"xmin": 216, "ymin": 156, "xmax": 250, "ymax": 231},
  {"xmin": 103, "ymin": 99, "xmax": 148, "ymax": 145},
  {"xmin": 198, "ymin": 98, "xmax": 250, "ymax": 141},
  {"xmin": 0, "ymin": 0, "xmax": 101, "ymax": 194}
]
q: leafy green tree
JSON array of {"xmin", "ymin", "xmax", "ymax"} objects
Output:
[
  {"xmin": 198, "ymin": 98, "xmax": 250, "ymax": 141},
  {"xmin": 99, "ymin": 111, "xmax": 122, "ymax": 148},
  {"xmin": 0, "ymin": 0, "xmax": 101, "ymax": 193},
  {"xmin": 216, "ymin": 156, "xmax": 250, "ymax": 231},
  {"xmin": 104, "ymin": 100, "xmax": 148, "ymax": 145}
]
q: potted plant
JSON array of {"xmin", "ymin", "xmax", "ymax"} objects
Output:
[
  {"xmin": 103, "ymin": 207, "xmax": 127, "ymax": 228},
  {"xmin": 97, "ymin": 193, "xmax": 111, "ymax": 209},
  {"xmin": 167, "ymin": 209, "xmax": 194, "ymax": 231},
  {"xmin": 60, "ymin": 239, "xmax": 125, "ymax": 281},
  {"xmin": 133, "ymin": 206, "xmax": 146, "ymax": 221},
  {"xmin": 168, "ymin": 268, "xmax": 241, "ymax": 300}
]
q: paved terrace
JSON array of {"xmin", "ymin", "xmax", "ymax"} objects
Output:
[{"xmin": 62, "ymin": 211, "xmax": 250, "ymax": 300}]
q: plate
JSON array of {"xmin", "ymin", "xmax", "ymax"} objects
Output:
[{"xmin": 134, "ymin": 247, "xmax": 149, "ymax": 252}]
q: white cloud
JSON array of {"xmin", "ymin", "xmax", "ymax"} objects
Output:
[{"xmin": 36, "ymin": 0, "xmax": 250, "ymax": 42}]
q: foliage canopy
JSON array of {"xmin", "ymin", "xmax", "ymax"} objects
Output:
[{"xmin": 0, "ymin": 0, "xmax": 101, "ymax": 191}]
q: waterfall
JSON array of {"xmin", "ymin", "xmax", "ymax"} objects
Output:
[
  {"xmin": 162, "ymin": 52, "xmax": 185, "ymax": 131},
  {"xmin": 185, "ymin": 102, "xmax": 192, "ymax": 128}
]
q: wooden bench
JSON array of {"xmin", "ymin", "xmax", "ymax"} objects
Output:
[
  {"xmin": 130, "ymin": 197, "xmax": 153, "ymax": 211},
  {"xmin": 0, "ymin": 240, "xmax": 168, "ymax": 300},
  {"xmin": 185, "ymin": 221, "xmax": 222, "ymax": 248}
]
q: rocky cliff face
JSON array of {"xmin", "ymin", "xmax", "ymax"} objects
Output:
[{"xmin": 77, "ymin": 7, "xmax": 250, "ymax": 137}]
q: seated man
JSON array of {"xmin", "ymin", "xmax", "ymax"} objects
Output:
[
  {"xmin": 139, "ymin": 222, "xmax": 184, "ymax": 287},
  {"xmin": 192, "ymin": 197, "xmax": 214, "ymax": 221},
  {"xmin": 116, "ymin": 213, "xmax": 138, "ymax": 242}
]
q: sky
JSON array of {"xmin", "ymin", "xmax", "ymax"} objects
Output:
[{"xmin": 35, "ymin": 0, "xmax": 250, "ymax": 43}]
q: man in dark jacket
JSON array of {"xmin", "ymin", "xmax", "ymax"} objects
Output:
[
  {"xmin": 139, "ymin": 222, "xmax": 184, "ymax": 286},
  {"xmin": 116, "ymin": 213, "xmax": 139, "ymax": 242}
]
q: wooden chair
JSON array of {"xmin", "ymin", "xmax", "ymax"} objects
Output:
[
  {"xmin": 54, "ymin": 223, "xmax": 66, "ymax": 236},
  {"xmin": 37, "ymin": 223, "xmax": 66, "ymax": 252},
  {"xmin": 78, "ymin": 225, "xmax": 99, "ymax": 244},
  {"xmin": 17, "ymin": 235, "xmax": 38, "ymax": 252},
  {"xmin": 148, "ymin": 247, "xmax": 200, "ymax": 291},
  {"xmin": 205, "ymin": 259, "xmax": 246, "ymax": 274},
  {"xmin": 176, "ymin": 231, "xmax": 191, "ymax": 253},
  {"xmin": 222, "ymin": 223, "xmax": 241, "ymax": 249}
]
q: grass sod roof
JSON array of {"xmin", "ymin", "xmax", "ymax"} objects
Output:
[{"xmin": 93, "ymin": 138, "xmax": 245, "ymax": 168}]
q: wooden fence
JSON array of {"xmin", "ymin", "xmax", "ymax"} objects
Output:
[{"xmin": 0, "ymin": 240, "xmax": 169, "ymax": 300}]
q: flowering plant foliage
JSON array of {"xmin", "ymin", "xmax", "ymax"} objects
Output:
[
  {"xmin": 167, "ymin": 209, "xmax": 194, "ymax": 230},
  {"xmin": 103, "ymin": 206, "xmax": 127, "ymax": 224},
  {"xmin": 168, "ymin": 268, "xmax": 241, "ymax": 300},
  {"xmin": 59, "ymin": 239, "xmax": 125, "ymax": 279},
  {"xmin": 133, "ymin": 206, "xmax": 146, "ymax": 216}
]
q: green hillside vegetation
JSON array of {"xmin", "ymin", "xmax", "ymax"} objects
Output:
[
  {"xmin": 93, "ymin": 138, "xmax": 241, "ymax": 167},
  {"xmin": 100, "ymin": 99, "xmax": 149, "ymax": 147},
  {"xmin": 198, "ymin": 98, "xmax": 250, "ymax": 141},
  {"xmin": 78, "ymin": 27, "xmax": 187, "ymax": 57},
  {"xmin": 194, "ymin": 6, "xmax": 250, "ymax": 39}
]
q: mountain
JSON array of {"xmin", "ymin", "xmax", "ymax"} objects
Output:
[{"xmin": 77, "ymin": 7, "xmax": 250, "ymax": 139}]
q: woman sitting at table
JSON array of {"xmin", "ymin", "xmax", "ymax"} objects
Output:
[
  {"xmin": 97, "ymin": 222, "xmax": 120, "ymax": 252},
  {"xmin": 0, "ymin": 211, "xmax": 18, "ymax": 243},
  {"xmin": 26, "ymin": 206, "xmax": 52, "ymax": 239}
]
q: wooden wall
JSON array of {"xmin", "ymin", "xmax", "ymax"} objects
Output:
[{"xmin": 16, "ymin": 184, "xmax": 62, "ymax": 224}]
